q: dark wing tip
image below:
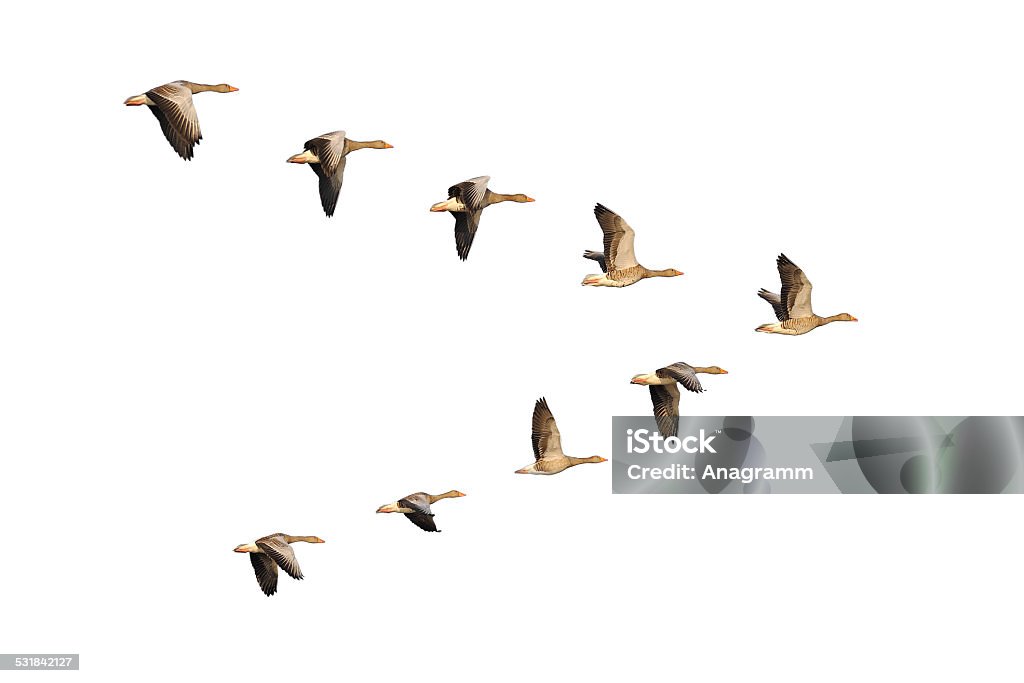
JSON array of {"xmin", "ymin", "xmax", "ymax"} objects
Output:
[
  {"xmin": 777, "ymin": 253, "xmax": 795, "ymax": 267},
  {"xmin": 594, "ymin": 203, "xmax": 614, "ymax": 217}
]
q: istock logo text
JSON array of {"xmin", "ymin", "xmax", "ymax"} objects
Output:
[{"xmin": 626, "ymin": 428, "xmax": 718, "ymax": 454}]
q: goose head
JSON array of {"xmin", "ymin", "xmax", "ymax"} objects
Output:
[{"xmin": 630, "ymin": 373, "xmax": 655, "ymax": 385}]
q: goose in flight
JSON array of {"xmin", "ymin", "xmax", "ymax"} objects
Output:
[
  {"xmin": 233, "ymin": 533, "xmax": 324, "ymax": 596},
  {"xmin": 287, "ymin": 131, "xmax": 393, "ymax": 217},
  {"xmin": 516, "ymin": 397, "xmax": 607, "ymax": 475},
  {"xmin": 430, "ymin": 176, "xmax": 534, "ymax": 260},
  {"xmin": 581, "ymin": 204, "xmax": 683, "ymax": 287},
  {"xmin": 124, "ymin": 80, "xmax": 238, "ymax": 160},
  {"xmin": 631, "ymin": 363, "xmax": 729, "ymax": 436},
  {"xmin": 756, "ymin": 254, "xmax": 857, "ymax": 335},
  {"xmin": 376, "ymin": 490, "xmax": 466, "ymax": 532}
]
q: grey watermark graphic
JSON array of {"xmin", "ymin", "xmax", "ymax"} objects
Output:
[
  {"xmin": 611, "ymin": 416, "xmax": 1024, "ymax": 494},
  {"xmin": 0, "ymin": 654, "xmax": 79, "ymax": 670}
]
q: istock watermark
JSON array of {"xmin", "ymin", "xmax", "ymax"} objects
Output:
[
  {"xmin": 611, "ymin": 416, "xmax": 1024, "ymax": 494},
  {"xmin": 625, "ymin": 427, "xmax": 719, "ymax": 454}
]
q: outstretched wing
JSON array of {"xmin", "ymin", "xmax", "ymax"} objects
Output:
[
  {"xmin": 249, "ymin": 553, "xmax": 279, "ymax": 596},
  {"xmin": 448, "ymin": 176, "xmax": 490, "ymax": 210},
  {"xmin": 531, "ymin": 397, "xmax": 563, "ymax": 460},
  {"xmin": 304, "ymin": 132, "xmax": 348, "ymax": 217},
  {"xmin": 309, "ymin": 156, "xmax": 347, "ymax": 217},
  {"xmin": 452, "ymin": 209, "xmax": 483, "ymax": 260},
  {"xmin": 398, "ymin": 496, "xmax": 439, "ymax": 532},
  {"xmin": 256, "ymin": 536, "xmax": 304, "ymax": 580},
  {"xmin": 649, "ymin": 384, "xmax": 680, "ymax": 437},
  {"xmin": 146, "ymin": 82, "xmax": 202, "ymax": 160},
  {"xmin": 448, "ymin": 177, "xmax": 490, "ymax": 260},
  {"xmin": 583, "ymin": 249, "xmax": 607, "ymax": 273},
  {"xmin": 657, "ymin": 364, "xmax": 704, "ymax": 394},
  {"xmin": 777, "ymin": 253, "xmax": 814, "ymax": 318},
  {"xmin": 758, "ymin": 289, "xmax": 789, "ymax": 321},
  {"xmin": 594, "ymin": 204, "xmax": 639, "ymax": 273},
  {"xmin": 304, "ymin": 131, "xmax": 347, "ymax": 178}
]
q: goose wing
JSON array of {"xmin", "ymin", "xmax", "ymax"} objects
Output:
[
  {"xmin": 146, "ymin": 81, "xmax": 202, "ymax": 160},
  {"xmin": 398, "ymin": 495, "xmax": 439, "ymax": 532},
  {"xmin": 657, "ymin": 363, "xmax": 705, "ymax": 394},
  {"xmin": 649, "ymin": 383, "xmax": 680, "ymax": 437},
  {"xmin": 452, "ymin": 210, "xmax": 484, "ymax": 260},
  {"xmin": 583, "ymin": 249, "xmax": 608, "ymax": 273},
  {"xmin": 249, "ymin": 553, "xmax": 279, "ymax": 596},
  {"xmin": 256, "ymin": 535, "xmax": 304, "ymax": 580},
  {"xmin": 594, "ymin": 204, "xmax": 639, "ymax": 273},
  {"xmin": 531, "ymin": 397, "xmax": 563, "ymax": 461},
  {"xmin": 305, "ymin": 131, "xmax": 347, "ymax": 178},
  {"xmin": 309, "ymin": 157, "xmax": 347, "ymax": 217},
  {"xmin": 777, "ymin": 254, "xmax": 814, "ymax": 318},
  {"xmin": 448, "ymin": 176, "xmax": 490, "ymax": 211},
  {"xmin": 448, "ymin": 176, "xmax": 490, "ymax": 260},
  {"xmin": 758, "ymin": 289, "xmax": 789, "ymax": 321},
  {"xmin": 305, "ymin": 132, "xmax": 348, "ymax": 217}
]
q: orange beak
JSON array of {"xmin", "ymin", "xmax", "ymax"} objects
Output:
[
  {"xmin": 375, "ymin": 505, "xmax": 391, "ymax": 513},
  {"xmin": 596, "ymin": 457, "xmax": 608, "ymax": 462},
  {"xmin": 525, "ymin": 197, "xmax": 536, "ymax": 202},
  {"xmin": 384, "ymin": 143, "xmax": 394, "ymax": 148},
  {"xmin": 851, "ymin": 317, "xmax": 859, "ymax": 322},
  {"xmin": 721, "ymin": 370, "xmax": 729, "ymax": 374},
  {"xmin": 286, "ymin": 153, "xmax": 306, "ymax": 163},
  {"xmin": 228, "ymin": 86, "xmax": 239, "ymax": 92}
]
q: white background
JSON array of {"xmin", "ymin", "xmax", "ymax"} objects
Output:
[{"xmin": 1, "ymin": 1, "xmax": 1022, "ymax": 680}]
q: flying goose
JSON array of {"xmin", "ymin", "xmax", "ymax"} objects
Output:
[
  {"xmin": 516, "ymin": 397, "xmax": 607, "ymax": 475},
  {"xmin": 287, "ymin": 131, "xmax": 393, "ymax": 217},
  {"xmin": 581, "ymin": 204, "xmax": 683, "ymax": 287},
  {"xmin": 631, "ymin": 363, "xmax": 729, "ymax": 436},
  {"xmin": 430, "ymin": 176, "xmax": 535, "ymax": 260},
  {"xmin": 376, "ymin": 490, "xmax": 466, "ymax": 532},
  {"xmin": 233, "ymin": 533, "xmax": 324, "ymax": 596},
  {"xmin": 123, "ymin": 80, "xmax": 238, "ymax": 160},
  {"xmin": 756, "ymin": 254, "xmax": 857, "ymax": 335}
]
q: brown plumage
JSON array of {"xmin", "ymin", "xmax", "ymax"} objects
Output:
[
  {"xmin": 756, "ymin": 254, "xmax": 857, "ymax": 335},
  {"xmin": 376, "ymin": 490, "xmax": 466, "ymax": 532},
  {"xmin": 429, "ymin": 176, "xmax": 535, "ymax": 260},
  {"xmin": 286, "ymin": 131, "xmax": 393, "ymax": 217},
  {"xmin": 123, "ymin": 80, "xmax": 239, "ymax": 160},
  {"xmin": 631, "ymin": 363, "xmax": 729, "ymax": 436},
  {"xmin": 581, "ymin": 204, "xmax": 683, "ymax": 287},
  {"xmin": 233, "ymin": 533, "xmax": 325, "ymax": 596},
  {"xmin": 515, "ymin": 397, "xmax": 607, "ymax": 475}
]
